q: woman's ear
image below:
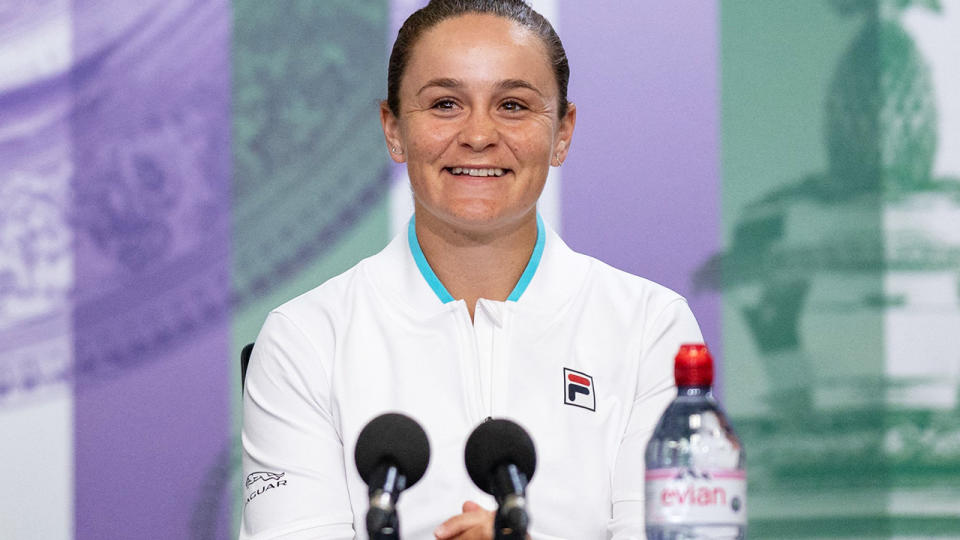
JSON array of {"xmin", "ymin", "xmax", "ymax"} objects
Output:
[
  {"xmin": 554, "ymin": 102, "xmax": 576, "ymax": 166},
  {"xmin": 380, "ymin": 101, "xmax": 406, "ymax": 163}
]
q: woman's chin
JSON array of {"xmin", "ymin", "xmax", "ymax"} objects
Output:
[{"xmin": 423, "ymin": 204, "xmax": 535, "ymax": 237}]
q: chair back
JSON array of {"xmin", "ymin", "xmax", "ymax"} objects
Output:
[{"xmin": 240, "ymin": 342, "xmax": 255, "ymax": 391}]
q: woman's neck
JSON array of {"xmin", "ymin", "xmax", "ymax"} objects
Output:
[{"xmin": 414, "ymin": 209, "xmax": 538, "ymax": 320}]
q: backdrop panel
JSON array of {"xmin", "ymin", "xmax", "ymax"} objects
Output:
[
  {"xmin": 231, "ymin": 0, "xmax": 391, "ymax": 354},
  {"xmin": 717, "ymin": 1, "xmax": 960, "ymax": 537},
  {"xmin": 70, "ymin": 1, "xmax": 232, "ymax": 538},
  {"xmin": 0, "ymin": 2, "xmax": 75, "ymax": 537},
  {"xmin": 562, "ymin": 0, "xmax": 722, "ymax": 391}
]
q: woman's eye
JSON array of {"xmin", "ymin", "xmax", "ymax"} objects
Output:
[
  {"xmin": 432, "ymin": 99, "xmax": 457, "ymax": 111},
  {"xmin": 501, "ymin": 101, "xmax": 527, "ymax": 112}
]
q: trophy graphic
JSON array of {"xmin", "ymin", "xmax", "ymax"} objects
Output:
[{"xmin": 697, "ymin": 0, "xmax": 960, "ymax": 535}]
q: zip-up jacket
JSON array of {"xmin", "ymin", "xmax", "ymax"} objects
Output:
[{"xmin": 240, "ymin": 216, "xmax": 703, "ymax": 539}]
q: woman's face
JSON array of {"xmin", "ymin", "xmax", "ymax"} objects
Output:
[{"xmin": 382, "ymin": 13, "xmax": 575, "ymax": 235}]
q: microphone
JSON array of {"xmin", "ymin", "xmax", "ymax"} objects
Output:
[
  {"xmin": 354, "ymin": 413, "xmax": 430, "ymax": 540},
  {"xmin": 464, "ymin": 419, "xmax": 537, "ymax": 540}
]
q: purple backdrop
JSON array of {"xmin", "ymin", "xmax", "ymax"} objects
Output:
[
  {"xmin": 71, "ymin": 1, "xmax": 232, "ymax": 538},
  {"xmin": 561, "ymin": 1, "xmax": 722, "ymax": 387}
]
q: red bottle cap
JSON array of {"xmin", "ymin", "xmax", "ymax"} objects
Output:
[{"xmin": 675, "ymin": 343, "xmax": 713, "ymax": 387}]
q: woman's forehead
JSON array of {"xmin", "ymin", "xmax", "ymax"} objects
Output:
[
  {"xmin": 402, "ymin": 14, "xmax": 554, "ymax": 94},
  {"xmin": 420, "ymin": 13, "xmax": 534, "ymax": 49}
]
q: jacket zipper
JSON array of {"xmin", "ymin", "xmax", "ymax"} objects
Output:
[{"xmin": 457, "ymin": 304, "xmax": 486, "ymax": 422}]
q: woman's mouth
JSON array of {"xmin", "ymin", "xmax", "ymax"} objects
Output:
[{"xmin": 444, "ymin": 167, "xmax": 508, "ymax": 177}]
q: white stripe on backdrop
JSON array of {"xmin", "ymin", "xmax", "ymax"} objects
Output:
[
  {"xmin": 388, "ymin": 0, "xmax": 562, "ymax": 237},
  {"xmin": 904, "ymin": 3, "xmax": 960, "ymax": 178},
  {"xmin": 888, "ymin": 4, "xmax": 960, "ymax": 410},
  {"xmin": 0, "ymin": 2, "xmax": 75, "ymax": 539}
]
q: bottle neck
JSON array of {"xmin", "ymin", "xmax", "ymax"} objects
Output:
[{"xmin": 677, "ymin": 385, "xmax": 712, "ymax": 397}]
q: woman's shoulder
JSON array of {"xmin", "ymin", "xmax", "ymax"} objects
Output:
[
  {"xmin": 577, "ymin": 255, "xmax": 702, "ymax": 355},
  {"xmin": 530, "ymin": 227, "xmax": 689, "ymax": 324},
  {"xmin": 591, "ymin": 256, "xmax": 686, "ymax": 304},
  {"xmin": 251, "ymin": 243, "xmax": 395, "ymax": 365},
  {"xmin": 555, "ymin": 238, "xmax": 688, "ymax": 311}
]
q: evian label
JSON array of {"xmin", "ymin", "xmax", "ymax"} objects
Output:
[{"xmin": 645, "ymin": 468, "xmax": 746, "ymax": 525}]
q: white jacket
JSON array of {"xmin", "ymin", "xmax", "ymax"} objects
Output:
[{"xmin": 240, "ymin": 216, "xmax": 702, "ymax": 540}]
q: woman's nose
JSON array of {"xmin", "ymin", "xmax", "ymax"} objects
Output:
[{"xmin": 457, "ymin": 109, "xmax": 499, "ymax": 151}]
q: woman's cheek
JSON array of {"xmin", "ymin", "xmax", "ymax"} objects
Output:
[
  {"xmin": 508, "ymin": 129, "xmax": 554, "ymax": 157},
  {"xmin": 414, "ymin": 130, "xmax": 454, "ymax": 158}
]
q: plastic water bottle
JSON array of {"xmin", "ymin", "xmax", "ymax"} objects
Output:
[{"xmin": 644, "ymin": 344, "xmax": 746, "ymax": 539}]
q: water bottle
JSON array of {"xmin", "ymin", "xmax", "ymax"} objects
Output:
[{"xmin": 644, "ymin": 344, "xmax": 746, "ymax": 539}]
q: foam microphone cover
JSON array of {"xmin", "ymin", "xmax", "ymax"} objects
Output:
[
  {"xmin": 464, "ymin": 418, "xmax": 536, "ymax": 494},
  {"xmin": 354, "ymin": 412, "xmax": 430, "ymax": 487}
]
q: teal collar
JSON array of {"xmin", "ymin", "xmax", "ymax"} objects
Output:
[{"xmin": 407, "ymin": 214, "xmax": 545, "ymax": 304}]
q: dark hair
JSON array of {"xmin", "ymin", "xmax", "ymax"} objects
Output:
[{"xmin": 387, "ymin": 0, "xmax": 570, "ymax": 118}]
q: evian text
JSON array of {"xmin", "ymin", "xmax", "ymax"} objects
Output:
[{"xmin": 659, "ymin": 484, "xmax": 727, "ymax": 506}]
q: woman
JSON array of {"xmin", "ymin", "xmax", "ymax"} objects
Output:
[{"xmin": 240, "ymin": 1, "xmax": 702, "ymax": 539}]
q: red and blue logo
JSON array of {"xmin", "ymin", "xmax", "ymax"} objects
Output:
[{"xmin": 563, "ymin": 368, "xmax": 595, "ymax": 411}]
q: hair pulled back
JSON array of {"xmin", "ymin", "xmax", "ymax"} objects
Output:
[{"xmin": 387, "ymin": 0, "xmax": 570, "ymax": 119}]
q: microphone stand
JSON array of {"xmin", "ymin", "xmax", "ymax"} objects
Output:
[
  {"xmin": 492, "ymin": 464, "xmax": 529, "ymax": 540},
  {"xmin": 367, "ymin": 464, "xmax": 405, "ymax": 540},
  {"xmin": 369, "ymin": 510, "xmax": 399, "ymax": 540}
]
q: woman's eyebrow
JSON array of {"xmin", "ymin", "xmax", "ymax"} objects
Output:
[
  {"xmin": 417, "ymin": 78, "xmax": 462, "ymax": 96},
  {"xmin": 416, "ymin": 78, "xmax": 543, "ymax": 96},
  {"xmin": 495, "ymin": 79, "xmax": 542, "ymax": 96}
]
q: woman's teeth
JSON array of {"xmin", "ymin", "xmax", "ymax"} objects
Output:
[{"xmin": 448, "ymin": 167, "xmax": 505, "ymax": 177}]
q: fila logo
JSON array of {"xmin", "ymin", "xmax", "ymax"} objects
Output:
[{"xmin": 563, "ymin": 368, "xmax": 595, "ymax": 411}]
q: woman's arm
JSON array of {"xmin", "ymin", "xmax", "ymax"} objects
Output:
[
  {"xmin": 609, "ymin": 298, "xmax": 703, "ymax": 539},
  {"xmin": 239, "ymin": 311, "xmax": 355, "ymax": 540}
]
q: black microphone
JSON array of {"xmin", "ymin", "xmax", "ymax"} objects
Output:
[
  {"xmin": 464, "ymin": 419, "xmax": 537, "ymax": 540},
  {"xmin": 354, "ymin": 413, "xmax": 430, "ymax": 540}
]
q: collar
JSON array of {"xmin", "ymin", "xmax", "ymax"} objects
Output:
[
  {"xmin": 362, "ymin": 213, "xmax": 591, "ymax": 320},
  {"xmin": 407, "ymin": 213, "xmax": 546, "ymax": 304}
]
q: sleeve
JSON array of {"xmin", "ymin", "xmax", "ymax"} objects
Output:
[
  {"xmin": 239, "ymin": 310, "xmax": 356, "ymax": 540},
  {"xmin": 608, "ymin": 298, "xmax": 703, "ymax": 540}
]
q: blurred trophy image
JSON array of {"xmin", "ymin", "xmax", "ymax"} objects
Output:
[{"xmin": 697, "ymin": 0, "xmax": 960, "ymax": 536}]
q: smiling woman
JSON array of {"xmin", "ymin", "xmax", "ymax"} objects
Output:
[
  {"xmin": 381, "ymin": 12, "xmax": 575, "ymax": 313},
  {"xmin": 239, "ymin": 1, "xmax": 702, "ymax": 539}
]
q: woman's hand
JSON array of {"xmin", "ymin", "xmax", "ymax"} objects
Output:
[
  {"xmin": 434, "ymin": 501, "xmax": 533, "ymax": 540},
  {"xmin": 434, "ymin": 501, "xmax": 494, "ymax": 540}
]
